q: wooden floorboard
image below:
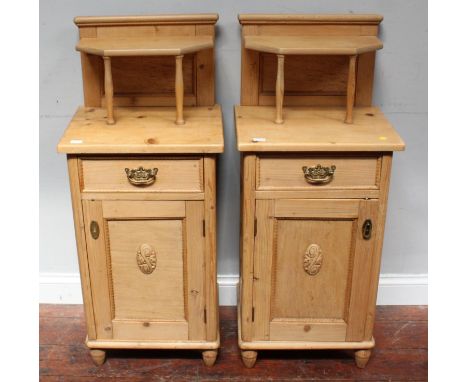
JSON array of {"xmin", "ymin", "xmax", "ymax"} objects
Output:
[{"xmin": 40, "ymin": 305, "xmax": 427, "ymax": 381}]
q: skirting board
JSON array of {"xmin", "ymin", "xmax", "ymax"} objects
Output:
[{"xmin": 40, "ymin": 273, "xmax": 427, "ymax": 305}]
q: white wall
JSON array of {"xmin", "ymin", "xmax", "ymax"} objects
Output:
[{"xmin": 40, "ymin": 0, "xmax": 427, "ymax": 304}]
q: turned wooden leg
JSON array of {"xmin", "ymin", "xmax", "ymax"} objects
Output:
[
  {"xmin": 175, "ymin": 54, "xmax": 185, "ymax": 125},
  {"xmin": 241, "ymin": 350, "xmax": 257, "ymax": 368},
  {"xmin": 345, "ymin": 54, "xmax": 357, "ymax": 124},
  {"xmin": 275, "ymin": 54, "xmax": 285, "ymax": 124},
  {"xmin": 355, "ymin": 349, "xmax": 372, "ymax": 368},
  {"xmin": 90, "ymin": 349, "xmax": 106, "ymax": 366},
  {"xmin": 202, "ymin": 350, "xmax": 218, "ymax": 367},
  {"xmin": 103, "ymin": 57, "xmax": 115, "ymax": 125}
]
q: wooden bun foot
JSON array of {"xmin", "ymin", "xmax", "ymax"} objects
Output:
[
  {"xmin": 354, "ymin": 349, "xmax": 372, "ymax": 368},
  {"xmin": 241, "ymin": 350, "xmax": 257, "ymax": 368},
  {"xmin": 202, "ymin": 350, "xmax": 218, "ymax": 367},
  {"xmin": 90, "ymin": 349, "xmax": 106, "ymax": 366}
]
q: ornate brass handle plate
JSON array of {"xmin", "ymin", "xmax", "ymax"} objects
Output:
[
  {"xmin": 125, "ymin": 166, "xmax": 158, "ymax": 186},
  {"xmin": 302, "ymin": 164, "xmax": 336, "ymax": 185}
]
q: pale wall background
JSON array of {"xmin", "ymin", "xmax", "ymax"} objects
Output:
[{"xmin": 40, "ymin": 0, "xmax": 427, "ymax": 304}]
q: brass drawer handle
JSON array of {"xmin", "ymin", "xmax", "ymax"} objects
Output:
[
  {"xmin": 302, "ymin": 165, "xmax": 336, "ymax": 185},
  {"xmin": 125, "ymin": 166, "xmax": 158, "ymax": 186}
]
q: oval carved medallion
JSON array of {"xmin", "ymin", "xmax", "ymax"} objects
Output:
[
  {"xmin": 136, "ymin": 243, "xmax": 157, "ymax": 274},
  {"xmin": 303, "ymin": 244, "xmax": 323, "ymax": 276}
]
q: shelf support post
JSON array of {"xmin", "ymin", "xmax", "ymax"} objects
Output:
[
  {"xmin": 175, "ymin": 55, "xmax": 185, "ymax": 125},
  {"xmin": 275, "ymin": 54, "xmax": 285, "ymax": 124},
  {"xmin": 345, "ymin": 55, "xmax": 357, "ymax": 124},
  {"xmin": 103, "ymin": 57, "xmax": 115, "ymax": 125}
]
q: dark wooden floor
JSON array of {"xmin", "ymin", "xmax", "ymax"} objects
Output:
[{"xmin": 40, "ymin": 305, "xmax": 427, "ymax": 381}]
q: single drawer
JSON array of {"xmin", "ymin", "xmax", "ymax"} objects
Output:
[
  {"xmin": 81, "ymin": 158, "xmax": 203, "ymax": 193},
  {"xmin": 257, "ymin": 155, "xmax": 380, "ymax": 190}
]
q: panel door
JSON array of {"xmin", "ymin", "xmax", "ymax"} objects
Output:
[
  {"xmin": 252, "ymin": 199, "xmax": 379, "ymax": 342},
  {"xmin": 82, "ymin": 200, "xmax": 206, "ymax": 341}
]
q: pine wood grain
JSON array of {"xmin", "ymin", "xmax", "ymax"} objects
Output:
[
  {"xmin": 57, "ymin": 106, "xmax": 224, "ymax": 154},
  {"xmin": 235, "ymin": 106, "xmax": 405, "ymax": 152}
]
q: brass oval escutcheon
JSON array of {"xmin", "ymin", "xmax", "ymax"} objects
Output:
[
  {"xmin": 90, "ymin": 221, "xmax": 99, "ymax": 240},
  {"xmin": 362, "ymin": 219, "xmax": 373, "ymax": 240},
  {"xmin": 136, "ymin": 243, "xmax": 157, "ymax": 274},
  {"xmin": 303, "ymin": 244, "xmax": 323, "ymax": 276}
]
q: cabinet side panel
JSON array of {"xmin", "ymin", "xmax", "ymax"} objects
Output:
[
  {"xmin": 355, "ymin": 51, "xmax": 376, "ymax": 106},
  {"xmin": 67, "ymin": 156, "xmax": 97, "ymax": 339},
  {"xmin": 81, "ymin": 200, "xmax": 113, "ymax": 339},
  {"xmin": 364, "ymin": 154, "xmax": 393, "ymax": 339},
  {"xmin": 80, "ymin": 53, "xmax": 103, "ymax": 107},
  {"xmin": 203, "ymin": 156, "xmax": 219, "ymax": 341},
  {"xmin": 240, "ymin": 155, "xmax": 256, "ymax": 341},
  {"xmin": 186, "ymin": 201, "xmax": 207, "ymax": 340}
]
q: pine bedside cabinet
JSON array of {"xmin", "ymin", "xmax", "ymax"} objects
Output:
[
  {"xmin": 57, "ymin": 14, "xmax": 224, "ymax": 366},
  {"xmin": 236, "ymin": 14, "xmax": 405, "ymax": 368}
]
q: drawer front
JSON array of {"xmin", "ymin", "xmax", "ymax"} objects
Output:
[
  {"xmin": 81, "ymin": 158, "xmax": 203, "ymax": 193},
  {"xmin": 257, "ymin": 155, "xmax": 380, "ymax": 190}
]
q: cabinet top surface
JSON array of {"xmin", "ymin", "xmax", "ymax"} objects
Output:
[
  {"xmin": 76, "ymin": 36, "xmax": 214, "ymax": 56},
  {"xmin": 57, "ymin": 105, "xmax": 224, "ymax": 154},
  {"xmin": 243, "ymin": 35, "xmax": 382, "ymax": 56},
  {"xmin": 235, "ymin": 106, "xmax": 405, "ymax": 152}
]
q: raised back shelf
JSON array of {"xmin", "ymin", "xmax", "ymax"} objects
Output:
[
  {"xmin": 75, "ymin": 14, "xmax": 218, "ymax": 125},
  {"xmin": 243, "ymin": 35, "xmax": 382, "ymax": 55},
  {"xmin": 239, "ymin": 14, "xmax": 383, "ymax": 124}
]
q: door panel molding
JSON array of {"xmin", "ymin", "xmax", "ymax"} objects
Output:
[
  {"xmin": 252, "ymin": 198, "xmax": 379, "ymax": 343},
  {"xmin": 82, "ymin": 199, "xmax": 207, "ymax": 342}
]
